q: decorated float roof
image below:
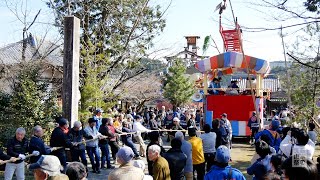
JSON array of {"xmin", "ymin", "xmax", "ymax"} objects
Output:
[{"xmin": 195, "ymin": 51, "xmax": 270, "ymax": 75}]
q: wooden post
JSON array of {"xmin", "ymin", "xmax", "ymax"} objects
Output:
[
  {"xmin": 62, "ymin": 16, "xmax": 80, "ymax": 127},
  {"xmin": 256, "ymin": 74, "xmax": 264, "ymax": 129}
]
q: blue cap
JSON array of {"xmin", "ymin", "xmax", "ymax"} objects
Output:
[
  {"xmin": 136, "ymin": 115, "xmax": 142, "ymax": 119},
  {"xmin": 271, "ymin": 120, "xmax": 280, "ymax": 131},
  {"xmin": 96, "ymin": 108, "xmax": 103, "ymax": 113},
  {"xmin": 215, "ymin": 145, "xmax": 230, "ymax": 163}
]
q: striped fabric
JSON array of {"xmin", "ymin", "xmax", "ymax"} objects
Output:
[{"xmin": 195, "ymin": 51, "xmax": 270, "ymax": 75}]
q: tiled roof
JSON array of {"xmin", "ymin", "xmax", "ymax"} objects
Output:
[{"xmin": 0, "ymin": 36, "xmax": 63, "ymax": 67}]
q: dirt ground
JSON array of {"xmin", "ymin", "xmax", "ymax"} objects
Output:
[{"xmin": 1, "ymin": 139, "xmax": 320, "ymax": 180}]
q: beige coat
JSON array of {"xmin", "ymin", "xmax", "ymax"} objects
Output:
[{"xmin": 108, "ymin": 163, "xmax": 145, "ymax": 180}]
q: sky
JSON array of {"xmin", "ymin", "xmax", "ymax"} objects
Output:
[{"xmin": 0, "ymin": 0, "xmax": 312, "ymax": 62}]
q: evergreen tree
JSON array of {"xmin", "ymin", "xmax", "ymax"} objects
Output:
[
  {"xmin": 8, "ymin": 63, "xmax": 60, "ymax": 134},
  {"xmin": 163, "ymin": 59, "xmax": 194, "ymax": 108}
]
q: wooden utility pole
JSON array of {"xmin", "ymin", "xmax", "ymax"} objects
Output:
[{"xmin": 62, "ymin": 16, "xmax": 80, "ymax": 127}]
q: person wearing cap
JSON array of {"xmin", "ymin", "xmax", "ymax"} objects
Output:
[
  {"xmin": 220, "ymin": 113, "xmax": 232, "ymax": 149},
  {"xmin": 175, "ymin": 131, "xmax": 193, "ymax": 180},
  {"xmin": 254, "ymin": 120, "xmax": 282, "ymax": 152},
  {"xmin": 5, "ymin": 127, "xmax": 38, "ymax": 180},
  {"xmin": 68, "ymin": 121, "xmax": 88, "ymax": 171},
  {"xmin": 148, "ymin": 145, "xmax": 171, "ymax": 180},
  {"xmin": 99, "ymin": 118, "xmax": 115, "ymax": 169},
  {"xmin": 94, "ymin": 108, "xmax": 103, "ymax": 130},
  {"xmin": 84, "ymin": 118, "xmax": 106, "ymax": 173},
  {"xmin": 108, "ymin": 147, "xmax": 145, "ymax": 180},
  {"xmin": 29, "ymin": 155, "xmax": 69, "ymax": 180},
  {"xmin": 247, "ymin": 112, "xmax": 259, "ymax": 145},
  {"xmin": 247, "ymin": 140, "xmax": 272, "ymax": 180},
  {"xmin": 50, "ymin": 118, "xmax": 72, "ymax": 171},
  {"xmin": 188, "ymin": 127, "xmax": 205, "ymax": 180},
  {"xmin": 163, "ymin": 138, "xmax": 187, "ymax": 180},
  {"xmin": 204, "ymin": 145, "xmax": 246, "ymax": 180},
  {"xmin": 133, "ymin": 115, "xmax": 150, "ymax": 157},
  {"xmin": 146, "ymin": 131, "xmax": 166, "ymax": 176},
  {"xmin": 169, "ymin": 117, "xmax": 185, "ymax": 141},
  {"xmin": 122, "ymin": 120, "xmax": 141, "ymax": 159}
]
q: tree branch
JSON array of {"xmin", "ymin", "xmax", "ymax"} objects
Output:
[{"xmin": 287, "ymin": 53, "xmax": 320, "ymax": 69}]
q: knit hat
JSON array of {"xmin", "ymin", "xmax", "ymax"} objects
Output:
[
  {"xmin": 116, "ymin": 147, "xmax": 134, "ymax": 164},
  {"xmin": 215, "ymin": 145, "xmax": 230, "ymax": 163},
  {"xmin": 271, "ymin": 120, "xmax": 280, "ymax": 131},
  {"xmin": 173, "ymin": 117, "xmax": 180, "ymax": 122},
  {"xmin": 29, "ymin": 155, "xmax": 63, "ymax": 176}
]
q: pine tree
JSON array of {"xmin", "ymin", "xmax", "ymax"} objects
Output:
[{"xmin": 163, "ymin": 59, "xmax": 195, "ymax": 108}]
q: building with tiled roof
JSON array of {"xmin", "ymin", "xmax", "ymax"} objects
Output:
[{"xmin": 0, "ymin": 34, "xmax": 63, "ymax": 93}]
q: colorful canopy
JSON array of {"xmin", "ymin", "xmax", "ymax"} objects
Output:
[{"xmin": 195, "ymin": 51, "xmax": 270, "ymax": 75}]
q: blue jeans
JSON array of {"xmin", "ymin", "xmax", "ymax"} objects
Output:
[
  {"xmin": 86, "ymin": 146, "xmax": 100, "ymax": 171},
  {"xmin": 71, "ymin": 149, "xmax": 88, "ymax": 167},
  {"xmin": 124, "ymin": 139, "xmax": 139, "ymax": 157},
  {"xmin": 99, "ymin": 143, "xmax": 111, "ymax": 168}
]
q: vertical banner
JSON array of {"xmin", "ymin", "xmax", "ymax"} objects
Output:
[{"xmin": 255, "ymin": 97, "xmax": 264, "ymax": 129}]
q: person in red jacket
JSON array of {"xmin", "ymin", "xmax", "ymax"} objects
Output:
[{"xmin": 106, "ymin": 118, "xmax": 121, "ymax": 161}]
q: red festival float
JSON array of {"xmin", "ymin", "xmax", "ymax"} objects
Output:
[{"xmin": 194, "ymin": 0, "xmax": 270, "ymax": 136}]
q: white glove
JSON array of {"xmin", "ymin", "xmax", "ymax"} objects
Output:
[
  {"xmin": 18, "ymin": 154, "xmax": 26, "ymax": 160},
  {"xmin": 32, "ymin": 151, "xmax": 40, "ymax": 156}
]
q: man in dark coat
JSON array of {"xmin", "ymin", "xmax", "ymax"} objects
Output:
[
  {"xmin": 68, "ymin": 121, "xmax": 88, "ymax": 169},
  {"xmin": 29, "ymin": 125, "xmax": 52, "ymax": 163},
  {"xmin": 50, "ymin": 118, "xmax": 72, "ymax": 170},
  {"xmin": 163, "ymin": 138, "xmax": 187, "ymax": 180}
]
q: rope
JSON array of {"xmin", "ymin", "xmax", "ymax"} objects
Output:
[{"xmin": 0, "ymin": 154, "xmax": 35, "ymax": 165}]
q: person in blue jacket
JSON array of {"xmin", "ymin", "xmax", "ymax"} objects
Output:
[
  {"xmin": 247, "ymin": 140, "xmax": 272, "ymax": 180},
  {"xmin": 204, "ymin": 145, "xmax": 246, "ymax": 180},
  {"xmin": 254, "ymin": 120, "xmax": 281, "ymax": 152}
]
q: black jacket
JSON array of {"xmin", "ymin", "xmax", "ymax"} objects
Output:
[
  {"xmin": 99, "ymin": 125, "xmax": 112, "ymax": 145},
  {"xmin": 211, "ymin": 128, "xmax": 222, "ymax": 148},
  {"xmin": 0, "ymin": 149, "xmax": 11, "ymax": 160},
  {"xmin": 29, "ymin": 136, "xmax": 51, "ymax": 163},
  {"xmin": 7, "ymin": 137, "xmax": 29, "ymax": 164},
  {"xmin": 67, "ymin": 128, "xmax": 87, "ymax": 150},
  {"xmin": 50, "ymin": 127, "xmax": 72, "ymax": 149},
  {"xmin": 169, "ymin": 125, "xmax": 184, "ymax": 136},
  {"xmin": 121, "ymin": 127, "xmax": 133, "ymax": 142},
  {"xmin": 163, "ymin": 148, "xmax": 187, "ymax": 180}
]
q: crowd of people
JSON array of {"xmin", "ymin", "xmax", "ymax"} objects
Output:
[{"xmin": 0, "ymin": 105, "xmax": 319, "ymax": 180}]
